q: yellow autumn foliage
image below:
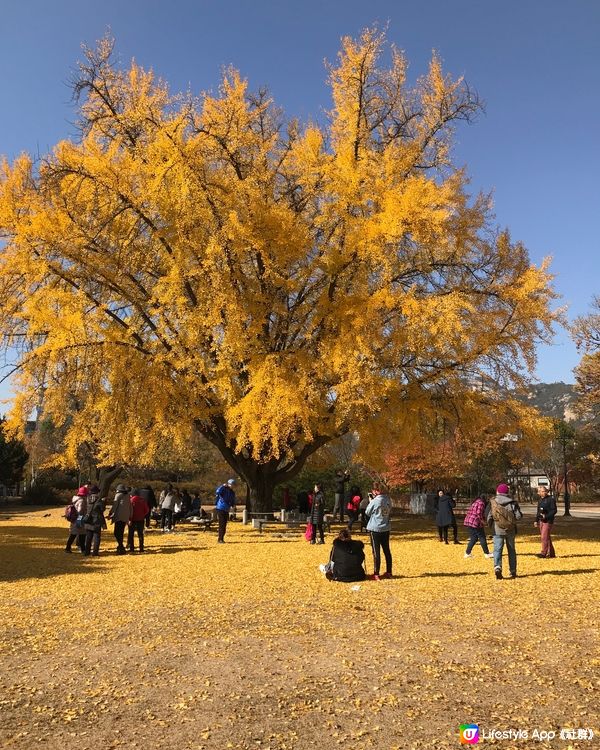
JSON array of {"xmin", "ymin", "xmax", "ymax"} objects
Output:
[{"xmin": 0, "ymin": 29, "xmax": 557, "ymax": 506}]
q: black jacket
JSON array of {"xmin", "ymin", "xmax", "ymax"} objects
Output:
[
  {"xmin": 330, "ymin": 539, "xmax": 366, "ymax": 582},
  {"xmin": 536, "ymin": 495, "xmax": 557, "ymax": 523},
  {"xmin": 334, "ymin": 474, "xmax": 350, "ymax": 494},
  {"xmin": 434, "ymin": 495, "xmax": 455, "ymax": 527},
  {"xmin": 309, "ymin": 492, "xmax": 325, "ymax": 524}
]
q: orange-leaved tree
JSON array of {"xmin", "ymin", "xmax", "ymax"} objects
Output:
[{"xmin": 0, "ymin": 30, "xmax": 556, "ymax": 510}]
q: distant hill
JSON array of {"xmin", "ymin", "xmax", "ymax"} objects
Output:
[{"xmin": 521, "ymin": 382, "xmax": 578, "ymax": 422}]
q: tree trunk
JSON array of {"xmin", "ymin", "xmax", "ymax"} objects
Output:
[
  {"xmin": 96, "ymin": 466, "xmax": 124, "ymax": 499},
  {"xmin": 196, "ymin": 421, "xmax": 332, "ymax": 514},
  {"xmin": 248, "ymin": 480, "xmax": 275, "ymax": 514}
]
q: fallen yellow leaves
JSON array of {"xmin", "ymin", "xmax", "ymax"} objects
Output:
[{"xmin": 0, "ymin": 507, "xmax": 598, "ymax": 749}]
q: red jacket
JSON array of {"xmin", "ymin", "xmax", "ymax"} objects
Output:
[
  {"xmin": 130, "ymin": 495, "xmax": 150, "ymax": 522},
  {"xmin": 346, "ymin": 494, "xmax": 361, "ymax": 512}
]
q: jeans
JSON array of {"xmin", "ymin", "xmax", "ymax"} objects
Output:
[
  {"xmin": 85, "ymin": 529, "xmax": 101, "ymax": 556},
  {"xmin": 539, "ymin": 522, "xmax": 555, "ymax": 557},
  {"xmin": 113, "ymin": 520, "xmax": 127, "ymax": 551},
  {"xmin": 465, "ymin": 527, "xmax": 490, "ymax": 555},
  {"xmin": 127, "ymin": 520, "xmax": 145, "ymax": 551},
  {"xmin": 161, "ymin": 508, "xmax": 173, "ymax": 530},
  {"xmin": 493, "ymin": 533, "xmax": 517, "ymax": 575},
  {"xmin": 217, "ymin": 510, "xmax": 229, "ymax": 541},
  {"xmin": 370, "ymin": 530, "xmax": 392, "ymax": 575}
]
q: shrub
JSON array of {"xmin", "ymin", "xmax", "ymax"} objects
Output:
[{"xmin": 21, "ymin": 483, "xmax": 61, "ymax": 506}]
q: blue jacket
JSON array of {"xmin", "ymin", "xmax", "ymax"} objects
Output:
[
  {"xmin": 215, "ymin": 484, "xmax": 236, "ymax": 511},
  {"xmin": 365, "ymin": 494, "xmax": 392, "ymax": 532}
]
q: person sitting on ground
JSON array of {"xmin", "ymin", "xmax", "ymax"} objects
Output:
[
  {"xmin": 173, "ymin": 492, "xmax": 185, "ymax": 525},
  {"xmin": 188, "ymin": 492, "xmax": 202, "ymax": 516},
  {"xmin": 321, "ymin": 529, "xmax": 366, "ymax": 582},
  {"xmin": 180, "ymin": 488, "xmax": 191, "ymax": 515}
]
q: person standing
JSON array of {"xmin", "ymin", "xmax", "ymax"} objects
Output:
[
  {"xmin": 107, "ymin": 484, "xmax": 131, "ymax": 555},
  {"xmin": 159, "ymin": 484, "xmax": 176, "ymax": 532},
  {"xmin": 333, "ymin": 469, "xmax": 350, "ymax": 522},
  {"xmin": 535, "ymin": 486, "xmax": 557, "ymax": 558},
  {"xmin": 450, "ymin": 490, "xmax": 460, "ymax": 544},
  {"xmin": 128, "ymin": 489, "xmax": 149, "ymax": 553},
  {"xmin": 487, "ymin": 483, "xmax": 523, "ymax": 579},
  {"xmin": 434, "ymin": 489, "xmax": 455, "ymax": 544},
  {"xmin": 84, "ymin": 494, "xmax": 107, "ymax": 556},
  {"xmin": 65, "ymin": 486, "xmax": 89, "ymax": 553},
  {"xmin": 463, "ymin": 495, "xmax": 494, "ymax": 558},
  {"xmin": 297, "ymin": 489, "xmax": 310, "ymax": 516},
  {"xmin": 215, "ymin": 479, "xmax": 236, "ymax": 543},
  {"xmin": 189, "ymin": 491, "xmax": 202, "ymax": 516},
  {"xmin": 346, "ymin": 486, "xmax": 362, "ymax": 532},
  {"xmin": 359, "ymin": 493, "xmax": 371, "ymax": 532},
  {"xmin": 309, "ymin": 483, "xmax": 326, "ymax": 544},
  {"xmin": 140, "ymin": 485, "xmax": 157, "ymax": 529},
  {"xmin": 365, "ymin": 485, "xmax": 393, "ymax": 580}
]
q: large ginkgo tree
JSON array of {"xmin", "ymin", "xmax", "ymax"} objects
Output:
[{"xmin": 0, "ymin": 29, "xmax": 555, "ymax": 509}]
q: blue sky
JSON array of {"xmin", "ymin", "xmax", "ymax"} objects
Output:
[{"xmin": 1, "ymin": 0, "xmax": 599, "ymax": 405}]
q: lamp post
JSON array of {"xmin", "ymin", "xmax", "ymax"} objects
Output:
[
  {"xmin": 562, "ymin": 436, "xmax": 571, "ymax": 517},
  {"xmin": 501, "ymin": 433, "xmax": 519, "ymax": 497},
  {"xmin": 552, "ymin": 420, "xmax": 573, "ymax": 517}
]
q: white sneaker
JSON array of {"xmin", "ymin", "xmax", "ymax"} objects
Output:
[
  {"xmin": 484, "ymin": 553, "xmax": 494, "ymax": 558},
  {"xmin": 318, "ymin": 564, "xmax": 327, "ymax": 574},
  {"xmin": 464, "ymin": 553, "xmax": 474, "ymax": 558}
]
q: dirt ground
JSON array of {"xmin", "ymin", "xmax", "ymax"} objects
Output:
[{"xmin": 0, "ymin": 507, "xmax": 598, "ymax": 750}]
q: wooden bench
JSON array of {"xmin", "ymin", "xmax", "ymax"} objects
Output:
[
  {"xmin": 255, "ymin": 518, "xmax": 333, "ymax": 535},
  {"xmin": 187, "ymin": 518, "xmax": 213, "ymax": 531}
]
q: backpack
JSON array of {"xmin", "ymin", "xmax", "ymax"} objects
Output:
[
  {"xmin": 490, "ymin": 498, "xmax": 517, "ymax": 531},
  {"xmin": 64, "ymin": 504, "xmax": 78, "ymax": 523}
]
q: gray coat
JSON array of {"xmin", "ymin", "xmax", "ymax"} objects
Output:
[
  {"xmin": 109, "ymin": 491, "xmax": 132, "ymax": 523},
  {"xmin": 487, "ymin": 494, "xmax": 523, "ymax": 536}
]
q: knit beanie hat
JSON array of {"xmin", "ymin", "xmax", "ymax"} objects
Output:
[{"xmin": 496, "ymin": 483, "xmax": 510, "ymax": 495}]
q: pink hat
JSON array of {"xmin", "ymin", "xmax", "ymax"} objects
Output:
[
  {"xmin": 77, "ymin": 486, "xmax": 89, "ymax": 497},
  {"xmin": 496, "ymin": 483, "xmax": 510, "ymax": 495}
]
